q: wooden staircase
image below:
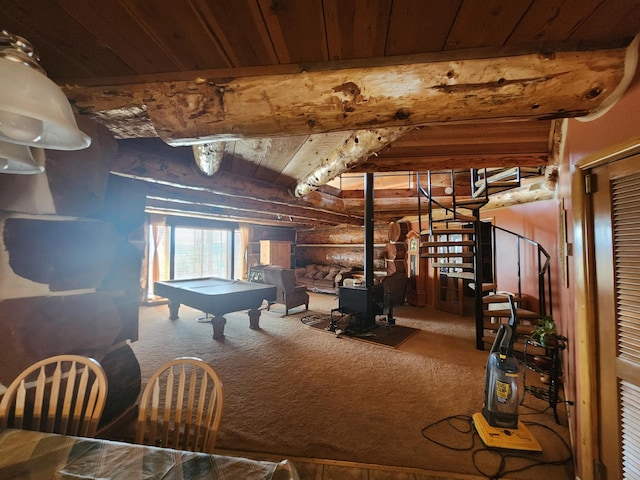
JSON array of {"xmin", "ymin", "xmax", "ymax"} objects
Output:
[
  {"xmin": 481, "ymin": 292, "xmax": 547, "ymax": 356},
  {"xmin": 417, "ymin": 167, "xmax": 551, "ymax": 351}
]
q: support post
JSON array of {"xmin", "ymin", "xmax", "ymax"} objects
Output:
[{"xmin": 364, "ymin": 173, "xmax": 374, "ymax": 288}]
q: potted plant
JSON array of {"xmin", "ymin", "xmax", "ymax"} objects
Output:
[
  {"xmin": 529, "ymin": 316, "xmax": 561, "ymax": 348},
  {"xmin": 529, "ymin": 316, "xmax": 567, "ymax": 381}
]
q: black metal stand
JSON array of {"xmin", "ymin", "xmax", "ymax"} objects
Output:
[
  {"xmin": 197, "ymin": 312, "xmax": 212, "ymax": 323},
  {"xmin": 521, "ymin": 338, "xmax": 567, "ymax": 424}
]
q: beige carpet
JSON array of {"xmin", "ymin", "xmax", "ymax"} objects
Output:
[{"xmin": 132, "ymin": 292, "xmax": 574, "ymax": 479}]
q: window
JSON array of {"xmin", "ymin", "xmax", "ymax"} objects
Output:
[
  {"xmin": 147, "ymin": 222, "xmax": 244, "ymax": 301},
  {"xmin": 174, "ymin": 227, "xmax": 232, "ymax": 279}
]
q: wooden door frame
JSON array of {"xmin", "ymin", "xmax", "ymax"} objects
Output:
[{"xmin": 572, "ymin": 135, "xmax": 640, "ymax": 479}]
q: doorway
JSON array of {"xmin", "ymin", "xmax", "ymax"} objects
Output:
[{"xmin": 591, "ymin": 154, "xmax": 640, "ymax": 479}]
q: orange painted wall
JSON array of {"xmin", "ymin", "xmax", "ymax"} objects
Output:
[
  {"xmin": 557, "ymin": 62, "xmax": 640, "ymax": 478},
  {"xmin": 480, "ymin": 200, "xmax": 560, "ymax": 316}
]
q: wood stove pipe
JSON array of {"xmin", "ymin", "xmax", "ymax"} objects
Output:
[{"xmin": 364, "ymin": 172, "xmax": 374, "ymax": 288}]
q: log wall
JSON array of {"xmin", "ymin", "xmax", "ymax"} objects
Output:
[{"xmin": 295, "ymin": 223, "xmax": 389, "ymax": 270}]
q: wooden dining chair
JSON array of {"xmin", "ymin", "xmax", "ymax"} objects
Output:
[
  {"xmin": 0, "ymin": 354, "xmax": 108, "ymax": 437},
  {"xmin": 135, "ymin": 357, "xmax": 224, "ymax": 453}
]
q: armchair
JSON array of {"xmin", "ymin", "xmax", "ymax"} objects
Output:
[{"xmin": 263, "ymin": 265, "xmax": 309, "ymax": 316}]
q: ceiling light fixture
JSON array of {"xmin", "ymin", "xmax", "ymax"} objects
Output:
[
  {"xmin": 0, "ymin": 30, "xmax": 91, "ymax": 159},
  {"xmin": 0, "ymin": 140, "xmax": 44, "ymax": 174}
]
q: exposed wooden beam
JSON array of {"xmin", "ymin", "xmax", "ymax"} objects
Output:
[
  {"xmin": 390, "ymin": 121, "xmax": 553, "ymax": 147},
  {"xmin": 349, "ymin": 153, "xmax": 548, "ymax": 173},
  {"xmin": 63, "ymin": 44, "xmax": 636, "ymax": 144},
  {"xmin": 144, "ymin": 204, "xmax": 318, "ymax": 227},
  {"xmin": 483, "ymin": 178, "xmax": 556, "ymax": 210},
  {"xmin": 144, "ymin": 183, "xmax": 359, "ymax": 226},
  {"xmin": 109, "ymin": 149, "xmax": 362, "ymax": 226},
  {"xmin": 113, "ymin": 145, "xmax": 331, "ymax": 202},
  {"xmin": 145, "ymin": 199, "xmax": 318, "ymax": 227},
  {"xmin": 341, "ymin": 188, "xmax": 417, "ymax": 199},
  {"xmin": 293, "ymin": 127, "xmax": 414, "ymax": 197},
  {"xmin": 343, "ymin": 197, "xmax": 420, "ymax": 214}
]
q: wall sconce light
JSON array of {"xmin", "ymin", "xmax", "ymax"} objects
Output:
[
  {"xmin": 0, "ymin": 140, "xmax": 44, "ymax": 174},
  {"xmin": 0, "ymin": 30, "xmax": 90, "ymax": 174}
]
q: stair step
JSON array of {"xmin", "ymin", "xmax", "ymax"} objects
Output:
[
  {"xmin": 475, "ymin": 167, "xmax": 519, "ymax": 187},
  {"xmin": 421, "ymin": 251, "xmax": 476, "ymax": 259},
  {"xmin": 483, "ymin": 294, "xmax": 523, "ymax": 304},
  {"xmin": 454, "ymin": 198, "xmax": 489, "ymax": 210},
  {"xmin": 469, "ymin": 282, "xmax": 496, "ymax": 292},
  {"xmin": 432, "ymin": 262, "xmax": 474, "ymax": 269},
  {"xmin": 473, "ymin": 181, "xmax": 517, "ymax": 198},
  {"xmin": 444, "ymin": 271, "xmax": 474, "ymax": 280},
  {"xmin": 432, "ymin": 212, "xmax": 477, "ymax": 223},
  {"xmin": 483, "ymin": 308, "xmax": 541, "ymax": 319},
  {"xmin": 421, "ymin": 240, "xmax": 475, "ymax": 248},
  {"xmin": 520, "ymin": 166, "xmax": 543, "ymax": 177},
  {"xmin": 424, "ymin": 228, "xmax": 474, "ymax": 236},
  {"xmin": 483, "ymin": 320, "xmax": 535, "ymax": 336},
  {"xmin": 481, "ymin": 336, "xmax": 546, "ymax": 356}
]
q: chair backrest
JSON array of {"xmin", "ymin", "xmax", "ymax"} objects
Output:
[
  {"xmin": 264, "ymin": 265, "xmax": 298, "ymax": 294},
  {"xmin": 263, "ymin": 265, "xmax": 286, "ymax": 301},
  {"xmin": 0, "ymin": 354, "xmax": 108, "ymax": 437},
  {"xmin": 280, "ymin": 268, "xmax": 298, "ymax": 291},
  {"xmin": 135, "ymin": 357, "xmax": 224, "ymax": 453}
]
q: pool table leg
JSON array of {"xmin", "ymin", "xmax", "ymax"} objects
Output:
[
  {"xmin": 168, "ymin": 301, "xmax": 180, "ymax": 320},
  {"xmin": 248, "ymin": 308, "xmax": 261, "ymax": 329},
  {"xmin": 211, "ymin": 315, "xmax": 227, "ymax": 339}
]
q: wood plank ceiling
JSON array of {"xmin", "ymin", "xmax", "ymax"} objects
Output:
[{"xmin": 2, "ymin": 0, "xmax": 639, "ymax": 227}]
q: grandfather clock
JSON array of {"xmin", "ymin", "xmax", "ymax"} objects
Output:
[{"xmin": 406, "ymin": 230, "xmax": 427, "ymax": 306}]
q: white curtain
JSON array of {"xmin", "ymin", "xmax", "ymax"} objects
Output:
[
  {"xmin": 239, "ymin": 223, "xmax": 251, "ymax": 280},
  {"xmin": 140, "ymin": 214, "xmax": 167, "ymax": 300}
]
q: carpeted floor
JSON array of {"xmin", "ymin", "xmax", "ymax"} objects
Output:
[{"xmin": 131, "ymin": 292, "xmax": 574, "ymax": 479}]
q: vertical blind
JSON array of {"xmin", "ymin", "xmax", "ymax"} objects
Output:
[
  {"xmin": 612, "ymin": 172, "xmax": 640, "ymax": 479},
  {"xmin": 174, "ymin": 227, "xmax": 231, "ymax": 280}
]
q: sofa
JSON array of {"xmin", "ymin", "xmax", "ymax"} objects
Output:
[{"xmin": 294, "ymin": 264, "xmax": 354, "ymax": 294}]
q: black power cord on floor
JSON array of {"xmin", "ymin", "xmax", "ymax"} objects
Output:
[{"xmin": 420, "ymin": 414, "xmax": 573, "ymax": 480}]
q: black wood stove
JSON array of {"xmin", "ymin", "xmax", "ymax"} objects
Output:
[
  {"xmin": 333, "ymin": 173, "xmax": 394, "ymax": 334},
  {"xmin": 337, "ymin": 284, "xmax": 384, "ymax": 332}
]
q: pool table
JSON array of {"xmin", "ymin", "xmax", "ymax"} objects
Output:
[{"xmin": 154, "ymin": 277, "xmax": 277, "ymax": 339}]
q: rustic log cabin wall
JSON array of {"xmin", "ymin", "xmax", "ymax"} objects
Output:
[
  {"xmin": 295, "ymin": 224, "xmax": 388, "ymax": 270},
  {"xmin": 249, "ymin": 225, "xmax": 295, "ymax": 242},
  {"xmin": 0, "ymin": 118, "xmax": 144, "ymax": 429}
]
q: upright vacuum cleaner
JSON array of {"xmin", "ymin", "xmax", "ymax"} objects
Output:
[{"xmin": 472, "ymin": 295, "xmax": 542, "ymax": 451}]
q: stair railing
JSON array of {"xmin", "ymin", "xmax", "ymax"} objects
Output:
[
  {"xmin": 417, "ymin": 170, "xmax": 553, "ymax": 352},
  {"xmin": 417, "ymin": 171, "xmax": 463, "ymax": 235},
  {"xmin": 471, "ymin": 168, "xmax": 488, "ymax": 200},
  {"xmin": 490, "ymin": 224, "xmax": 553, "ymax": 318}
]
